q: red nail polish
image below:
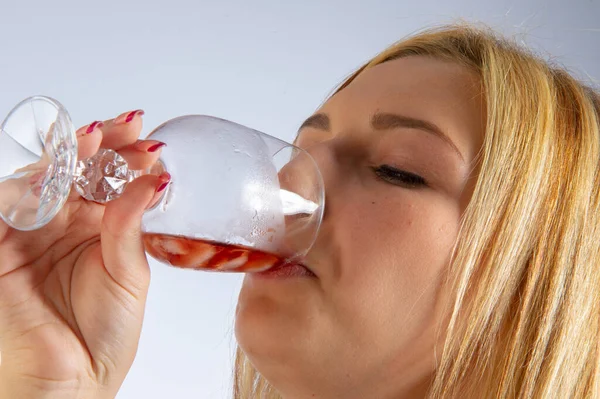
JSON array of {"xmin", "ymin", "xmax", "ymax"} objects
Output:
[
  {"xmin": 156, "ymin": 181, "xmax": 169, "ymax": 193},
  {"xmin": 86, "ymin": 121, "xmax": 104, "ymax": 134},
  {"xmin": 156, "ymin": 173, "xmax": 171, "ymax": 193},
  {"xmin": 147, "ymin": 142, "xmax": 166, "ymax": 152},
  {"xmin": 125, "ymin": 109, "xmax": 145, "ymax": 123}
]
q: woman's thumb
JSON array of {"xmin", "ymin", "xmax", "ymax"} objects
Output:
[{"xmin": 101, "ymin": 173, "xmax": 170, "ymax": 299}]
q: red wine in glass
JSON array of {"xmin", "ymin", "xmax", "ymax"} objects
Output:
[{"xmin": 143, "ymin": 233, "xmax": 286, "ymax": 272}]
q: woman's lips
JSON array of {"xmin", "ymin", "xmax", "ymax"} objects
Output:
[{"xmin": 254, "ymin": 262, "xmax": 316, "ymax": 278}]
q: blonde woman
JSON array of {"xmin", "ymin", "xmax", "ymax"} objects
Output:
[{"xmin": 0, "ymin": 23, "xmax": 598, "ymax": 399}]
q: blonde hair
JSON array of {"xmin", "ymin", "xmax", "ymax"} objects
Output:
[{"xmin": 233, "ymin": 23, "xmax": 600, "ymax": 398}]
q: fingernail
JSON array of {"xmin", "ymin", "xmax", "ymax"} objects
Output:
[
  {"xmin": 156, "ymin": 172, "xmax": 171, "ymax": 193},
  {"xmin": 147, "ymin": 142, "xmax": 167, "ymax": 152},
  {"xmin": 134, "ymin": 140, "xmax": 166, "ymax": 153},
  {"xmin": 156, "ymin": 182, "xmax": 169, "ymax": 193},
  {"xmin": 125, "ymin": 109, "xmax": 144, "ymax": 123},
  {"xmin": 114, "ymin": 109, "xmax": 145, "ymax": 124},
  {"xmin": 86, "ymin": 121, "xmax": 104, "ymax": 134}
]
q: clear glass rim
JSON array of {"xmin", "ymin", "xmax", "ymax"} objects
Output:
[{"xmin": 271, "ymin": 143, "xmax": 325, "ymax": 261}]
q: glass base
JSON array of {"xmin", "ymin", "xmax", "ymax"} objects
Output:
[{"xmin": 0, "ymin": 96, "xmax": 77, "ymax": 230}]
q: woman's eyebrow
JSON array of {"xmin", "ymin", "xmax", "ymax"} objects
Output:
[
  {"xmin": 298, "ymin": 112, "xmax": 465, "ymax": 162},
  {"xmin": 371, "ymin": 112, "xmax": 465, "ymax": 162},
  {"xmin": 298, "ymin": 113, "xmax": 330, "ymax": 132}
]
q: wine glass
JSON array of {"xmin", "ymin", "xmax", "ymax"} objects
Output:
[{"xmin": 0, "ymin": 95, "xmax": 325, "ymax": 273}]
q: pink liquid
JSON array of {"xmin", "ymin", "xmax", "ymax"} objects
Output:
[{"xmin": 143, "ymin": 233, "xmax": 285, "ymax": 273}]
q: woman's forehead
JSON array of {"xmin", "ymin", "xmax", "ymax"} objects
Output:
[{"xmin": 318, "ymin": 56, "xmax": 485, "ymax": 163}]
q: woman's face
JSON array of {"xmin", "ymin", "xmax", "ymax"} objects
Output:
[{"xmin": 235, "ymin": 55, "xmax": 484, "ymax": 398}]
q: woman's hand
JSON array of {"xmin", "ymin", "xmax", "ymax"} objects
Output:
[{"xmin": 0, "ymin": 111, "xmax": 167, "ymax": 399}]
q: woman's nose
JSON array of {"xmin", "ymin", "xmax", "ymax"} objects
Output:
[
  {"xmin": 298, "ymin": 141, "xmax": 341, "ymax": 222},
  {"xmin": 272, "ymin": 142, "xmax": 328, "ymax": 258}
]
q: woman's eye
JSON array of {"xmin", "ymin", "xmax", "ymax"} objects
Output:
[{"xmin": 373, "ymin": 165, "xmax": 427, "ymax": 188}]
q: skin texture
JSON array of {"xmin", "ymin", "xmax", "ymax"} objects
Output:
[
  {"xmin": 0, "ymin": 112, "xmax": 167, "ymax": 399},
  {"xmin": 235, "ymin": 56, "xmax": 485, "ymax": 399}
]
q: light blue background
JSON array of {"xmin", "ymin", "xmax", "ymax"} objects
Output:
[{"xmin": 0, "ymin": 1, "xmax": 598, "ymax": 398}]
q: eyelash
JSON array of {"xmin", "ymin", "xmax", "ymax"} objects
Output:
[{"xmin": 373, "ymin": 165, "xmax": 427, "ymax": 188}]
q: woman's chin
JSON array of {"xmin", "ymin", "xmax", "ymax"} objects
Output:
[
  {"xmin": 235, "ymin": 291, "xmax": 313, "ymax": 365},
  {"xmin": 234, "ymin": 293, "xmax": 295, "ymax": 361},
  {"xmin": 234, "ymin": 273, "xmax": 326, "ymax": 385},
  {"xmin": 234, "ymin": 307, "xmax": 293, "ymax": 384}
]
